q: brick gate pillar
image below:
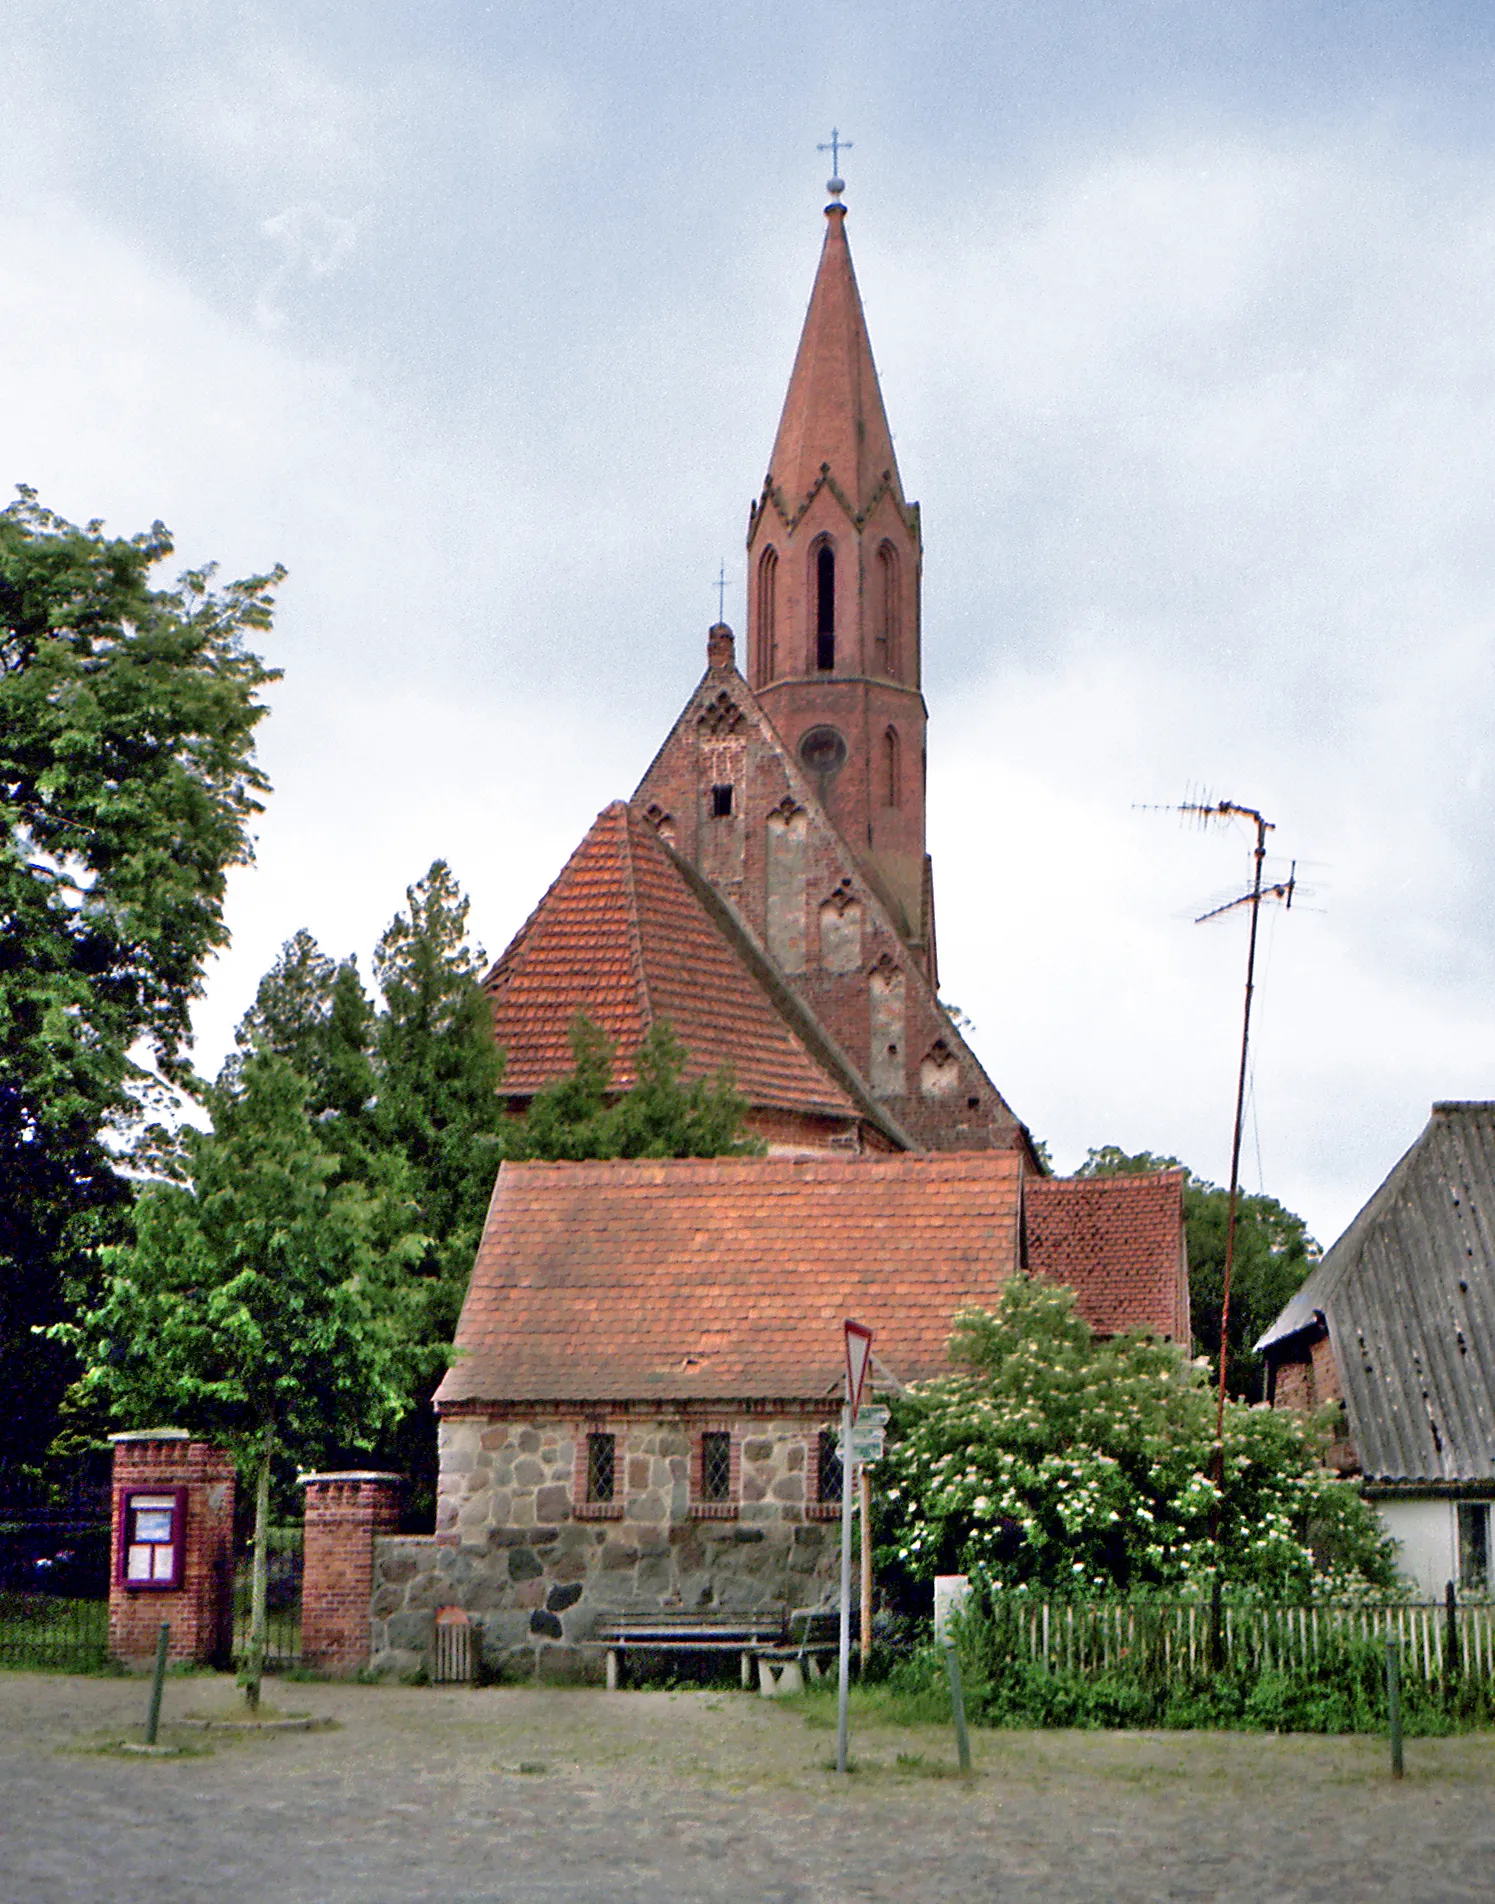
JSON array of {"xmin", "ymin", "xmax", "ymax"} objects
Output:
[
  {"xmin": 299, "ymin": 1471, "xmax": 402, "ymax": 1675},
  {"xmin": 108, "ymin": 1430, "xmax": 236, "ymax": 1667}
]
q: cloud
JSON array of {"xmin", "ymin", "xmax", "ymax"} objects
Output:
[{"xmin": 255, "ymin": 201, "xmax": 363, "ymax": 329}]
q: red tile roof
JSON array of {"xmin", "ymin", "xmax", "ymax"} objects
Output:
[
  {"xmin": 437, "ymin": 1152, "xmax": 1024, "ymax": 1406},
  {"xmin": 1025, "ymin": 1172, "xmax": 1191, "ymax": 1342},
  {"xmin": 483, "ymin": 802, "xmax": 859, "ymax": 1120}
]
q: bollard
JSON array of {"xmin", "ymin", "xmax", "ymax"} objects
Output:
[
  {"xmin": 1386, "ymin": 1637, "xmax": 1403, "ymax": 1780},
  {"xmin": 145, "ymin": 1622, "xmax": 171, "ymax": 1747},
  {"xmin": 942, "ymin": 1639, "xmax": 972, "ymax": 1776}
]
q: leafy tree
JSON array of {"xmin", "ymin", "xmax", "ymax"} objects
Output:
[
  {"xmin": 879, "ymin": 1275, "xmax": 1394, "ymax": 1599},
  {"xmin": 53, "ymin": 1050, "xmax": 419, "ymax": 1706},
  {"xmin": 0, "ymin": 487, "xmax": 279, "ymax": 1478},
  {"xmin": 511, "ymin": 1014, "xmax": 760, "ymax": 1161},
  {"xmin": 1075, "ymin": 1146, "xmax": 1318, "ymax": 1399}
]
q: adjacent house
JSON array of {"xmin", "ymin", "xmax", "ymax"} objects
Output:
[{"xmin": 1258, "ymin": 1101, "xmax": 1495, "ymax": 1597}]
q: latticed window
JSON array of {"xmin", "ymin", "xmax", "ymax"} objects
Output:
[
  {"xmin": 817, "ymin": 1428, "xmax": 843, "ymax": 1508},
  {"xmin": 701, "ymin": 1431, "xmax": 732, "ymax": 1503},
  {"xmin": 586, "ymin": 1432, "xmax": 616, "ymax": 1505}
]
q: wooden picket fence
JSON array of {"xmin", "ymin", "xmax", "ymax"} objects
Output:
[{"xmin": 985, "ymin": 1597, "xmax": 1495, "ymax": 1683}]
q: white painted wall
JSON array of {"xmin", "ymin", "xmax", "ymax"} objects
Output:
[{"xmin": 1375, "ymin": 1497, "xmax": 1459, "ymax": 1599}]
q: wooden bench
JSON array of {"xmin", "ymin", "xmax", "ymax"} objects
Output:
[
  {"xmin": 592, "ymin": 1607, "xmax": 840, "ymax": 1693},
  {"xmin": 593, "ymin": 1609, "xmax": 786, "ymax": 1689}
]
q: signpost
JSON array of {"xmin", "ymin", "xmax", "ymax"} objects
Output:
[{"xmin": 837, "ymin": 1320, "xmax": 873, "ymax": 1775}]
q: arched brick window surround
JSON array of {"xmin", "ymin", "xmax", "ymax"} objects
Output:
[{"xmin": 755, "ymin": 545, "xmax": 778, "ymax": 687}]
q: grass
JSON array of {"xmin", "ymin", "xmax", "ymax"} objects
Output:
[{"xmin": 0, "ymin": 1594, "xmax": 110, "ymax": 1673}]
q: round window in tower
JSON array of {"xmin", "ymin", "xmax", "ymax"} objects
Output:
[{"xmin": 798, "ymin": 725, "xmax": 847, "ymax": 778}]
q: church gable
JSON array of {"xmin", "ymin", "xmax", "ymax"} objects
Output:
[
  {"xmin": 632, "ymin": 636, "xmax": 1029, "ymax": 1156},
  {"xmin": 481, "ymin": 798, "xmax": 872, "ymax": 1140}
]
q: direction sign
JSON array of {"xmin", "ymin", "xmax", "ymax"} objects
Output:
[
  {"xmin": 839, "ymin": 1428, "xmax": 885, "ymax": 1464},
  {"xmin": 844, "ymin": 1319, "xmax": 873, "ymax": 1417},
  {"xmin": 856, "ymin": 1406, "xmax": 890, "ymax": 1429}
]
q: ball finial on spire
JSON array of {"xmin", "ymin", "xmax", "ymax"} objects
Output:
[{"xmin": 817, "ymin": 128, "xmax": 851, "ymax": 207}]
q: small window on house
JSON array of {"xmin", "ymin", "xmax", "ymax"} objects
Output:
[
  {"xmin": 816, "ymin": 544, "xmax": 835, "ymax": 670},
  {"xmin": 586, "ymin": 1432, "xmax": 616, "ymax": 1505},
  {"xmin": 1460, "ymin": 1502, "xmax": 1491, "ymax": 1591},
  {"xmin": 711, "ymin": 783, "xmax": 733, "ymax": 818},
  {"xmin": 701, "ymin": 1431, "xmax": 732, "ymax": 1503},
  {"xmin": 817, "ymin": 1428, "xmax": 844, "ymax": 1508}
]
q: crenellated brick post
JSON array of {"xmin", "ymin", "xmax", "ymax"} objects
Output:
[
  {"xmin": 299, "ymin": 1471, "xmax": 402, "ymax": 1675},
  {"xmin": 108, "ymin": 1430, "xmax": 236, "ymax": 1668}
]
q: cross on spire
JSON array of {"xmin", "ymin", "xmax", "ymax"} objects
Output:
[
  {"xmin": 716, "ymin": 561, "xmax": 727, "ymax": 623},
  {"xmin": 817, "ymin": 127, "xmax": 852, "ymax": 184}
]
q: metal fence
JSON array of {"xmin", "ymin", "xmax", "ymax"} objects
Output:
[
  {"xmin": 985, "ymin": 1597, "xmax": 1495, "ymax": 1683},
  {"xmin": 0, "ymin": 1591, "xmax": 109, "ymax": 1671},
  {"xmin": 231, "ymin": 1533, "xmax": 303, "ymax": 1669}
]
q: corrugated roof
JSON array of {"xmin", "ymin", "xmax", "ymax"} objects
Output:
[{"xmin": 1258, "ymin": 1102, "xmax": 1495, "ymax": 1485}]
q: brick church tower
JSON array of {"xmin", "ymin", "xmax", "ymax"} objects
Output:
[
  {"xmin": 489, "ymin": 179, "xmax": 1034, "ymax": 1156},
  {"xmin": 745, "ymin": 179, "xmax": 932, "ymax": 976}
]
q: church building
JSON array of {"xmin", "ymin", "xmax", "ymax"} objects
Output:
[{"xmin": 388, "ymin": 180, "xmax": 1189, "ymax": 1679}]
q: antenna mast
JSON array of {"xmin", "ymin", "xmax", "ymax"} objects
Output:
[{"xmin": 1174, "ymin": 798, "xmax": 1297, "ymax": 1461}]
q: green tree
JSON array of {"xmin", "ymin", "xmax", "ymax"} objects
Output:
[
  {"xmin": 0, "ymin": 487, "xmax": 280, "ymax": 1478},
  {"xmin": 54, "ymin": 1050, "xmax": 418, "ymax": 1706},
  {"xmin": 879, "ymin": 1275, "xmax": 1394, "ymax": 1599},
  {"xmin": 231, "ymin": 928, "xmax": 377, "ymax": 1139},
  {"xmin": 1075, "ymin": 1146, "xmax": 1318, "ymax": 1399},
  {"xmin": 372, "ymin": 863, "xmax": 506, "ymax": 1328},
  {"xmin": 511, "ymin": 1014, "xmax": 760, "ymax": 1161},
  {"xmin": 368, "ymin": 865, "xmax": 507, "ymax": 1506}
]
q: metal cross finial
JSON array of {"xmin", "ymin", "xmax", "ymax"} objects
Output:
[
  {"xmin": 716, "ymin": 561, "xmax": 727, "ymax": 623},
  {"xmin": 818, "ymin": 128, "xmax": 852, "ymax": 181}
]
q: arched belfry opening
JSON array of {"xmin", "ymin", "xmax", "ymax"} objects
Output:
[
  {"xmin": 755, "ymin": 546, "xmax": 778, "ymax": 688},
  {"xmin": 876, "ymin": 542, "xmax": 900, "ymax": 679},
  {"xmin": 882, "ymin": 727, "xmax": 902, "ymax": 808},
  {"xmin": 815, "ymin": 543, "xmax": 835, "ymax": 671}
]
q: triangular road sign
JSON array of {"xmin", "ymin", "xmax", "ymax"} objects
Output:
[{"xmin": 844, "ymin": 1319, "xmax": 873, "ymax": 1418}]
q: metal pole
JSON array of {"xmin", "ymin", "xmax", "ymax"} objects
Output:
[
  {"xmin": 943, "ymin": 1639, "xmax": 972, "ymax": 1775},
  {"xmin": 1386, "ymin": 1638, "xmax": 1403, "ymax": 1779},
  {"xmin": 1215, "ymin": 810, "xmax": 1267, "ymax": 1458},
  {"xmin": 145, "ymin": 1622, "xmax": 170, "ymax": 1747},
  {"xmin": 836, "ymin": 1402, "xmax": 853, "ymax": 1774},
  {"xmin": 859, "ymin": 1465, "xmax": 873, "ymax": 1669}
]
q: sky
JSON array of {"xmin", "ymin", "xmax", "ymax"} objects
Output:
[{"xmin": 5, "ymin": 0, "xmax": 1495, "ymax": 1249}]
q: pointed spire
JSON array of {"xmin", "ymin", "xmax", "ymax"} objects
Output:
[{"xmin": 766, "ymin": 196, "xmax": 903, "ymax": 519}]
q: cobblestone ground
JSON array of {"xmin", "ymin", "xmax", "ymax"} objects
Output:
[{"xmin": 3, "ymin": 1670, "xmax": 1493, "ymax": 1903}]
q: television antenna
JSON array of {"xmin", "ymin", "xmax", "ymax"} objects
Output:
[{"xmin": 1147, "ymin": 795, "xmax": 1298, "ymax": 1466}]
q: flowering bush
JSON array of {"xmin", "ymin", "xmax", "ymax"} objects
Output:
[{"xmin": 878, "ymin": 1276, "xmax": 1395, "ymax": 1597}]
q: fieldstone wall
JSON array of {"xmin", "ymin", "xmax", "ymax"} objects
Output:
[{"xmin": 369, "ymin": 1409, "xmax": 842, "ymax": 1680}]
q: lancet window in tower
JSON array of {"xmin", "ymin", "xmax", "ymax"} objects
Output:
[
  {"xmin": 876, "ymin": 542, "xmax": 900, "ymax": 678},
  {"xmin": 815, "ymin": 542, "xmax": 836, "ymax": 670},
  {"xmin": 883, "ymin": 726, "xmax": 901, "ymax": 808},
  {"xmin": 756, "ymin": 546, "xmax": 779, "ymax": 687}
]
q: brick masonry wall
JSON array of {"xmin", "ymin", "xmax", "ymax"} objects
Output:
[
  {"xmin": 300, "ymin": 1472, "xmax": 403, "ymax": 1675},
  {"xmin": 108, "ymin": 1434, "xmax": 235, "ymax": 1667},
  {"xmin": 633, "ymin": 655, "xmax": 1020, "ymax": 1153},
  {"xmin": 369, "ymin": 1410, "xmax": 845, "ymax": 1680}
]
